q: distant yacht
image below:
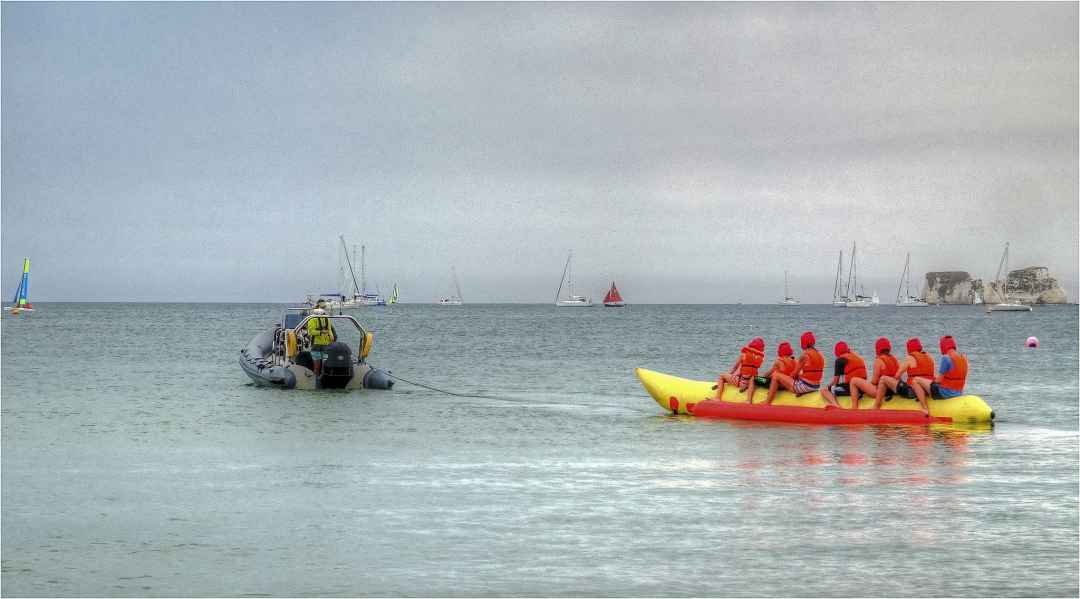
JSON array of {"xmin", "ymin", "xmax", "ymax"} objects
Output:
[
  {"xmin": 338, "ymin": 238, "xmax": 386, "ymax": 307},
  {"xmin": 895, "ymin": 252, "xmax": 928, "ymax": 307},
  {"xmin": 778, "ymin": 270, "xmax": 799, "ymax": 305},
  {"xmin": 438, "ymin": 266, "xmax": 464, "ymax": 306},
  {"xmin": 987, "ymin": 242, "xmax": 1031, "ymax": 312},
  {"xmin": 843, "ymin": 242, "xmax": 877, "ymax": 308},
  {"xmin": 554, "ymin": 251, "xmax": 593, "ymax": 307}
]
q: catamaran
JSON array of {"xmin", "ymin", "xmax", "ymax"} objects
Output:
[
  {"xmin": 5, "ymin": 258, "xmax": 33, "ymax": 314},
  {"xmin": 987, "ymin": 242, "xmax": 1031, "ymax": 312},
  {"xmin": 602, "ymin": 282, "xmax": 625, "ymax": 307},
  {"xmin": 438, "ymin": 267, "xmax": 464, "ymax": 305},
  {"xmin": 778, "ymin": 270, "xmax": 799, "ymax": 305},
  {"xmin": 339, "ymin": 239, "xmax": 385, "ymax": 307},
  {"xmin": 895, "ymin": 252, "xmax": 929, "ymax": 307},
  {"xmin": 555, "ymin": 251, "xmax": 593, "ymax": 307},
  {"xmin": 843, "ymin": 242, "xmax": 878, "ymax": 308}
]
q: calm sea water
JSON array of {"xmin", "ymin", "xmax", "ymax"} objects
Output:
[{"xmin": 2, "ymin": 303, "xmax": 1078, "ymax": 597}]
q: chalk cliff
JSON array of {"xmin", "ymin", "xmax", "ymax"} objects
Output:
[
  {"xmin": 924, "ymin": 272, "xmax": 984, "ymax": 305},
  {"xmin": 984, "ymin": 266, "xmax": 1068, "ymax": 304},
  {"xmin": 924, "ymin": 267, "xmax": 1068, "ymax": 304}
]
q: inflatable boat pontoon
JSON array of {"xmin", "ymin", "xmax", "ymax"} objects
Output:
[{"xmin": 240, "ymin": 308, "xmax": 394, "ymax": 391}]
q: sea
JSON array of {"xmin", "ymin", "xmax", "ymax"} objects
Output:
[{"xmin": 2, "ymin": 303, "xmax": 1078, "ymax": 597}]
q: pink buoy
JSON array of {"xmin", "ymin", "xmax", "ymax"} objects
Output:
[{"xmin": 1026, "ymin": 336, "xmax": 1039, "ymax": 348}]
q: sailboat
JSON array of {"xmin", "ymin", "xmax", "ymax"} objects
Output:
[
  {"xmin": 602, "ymin": 282, "xmax": 626, "ymax": 307},
  {"xmin": 778, "ymin": 270, "xmax": 799, "ymax": 305},
  {"xmin": 843, "ymin": 242, "xmax": 877, "ymax": 308},
  {"xmin": 438, "ymin": 267, "xmax": 464, "ymax": 305},
  {"xmin": 388, "ymin": 284, "xmax": 399, "ymax": 305},
  {"xmin": 554, "ymin": 251, "xmax": 593, "ymax": 307},
  {"xmin": 895, "ymin": 253, "xmax": 929, "ymax": 307},
  {"xmin": 340, "ymin": 240, "xmax": 385, "ymax": 307},
  {"xmin": 831, "ymin": 250, "xmax": 848, "ymax": 307},
  {"xmin": 5, "ymin": 258, "xmax": 33, "ymax": 314},
  {"xmin": 987, "ymin": 242, "xmax": 1031, "ymax": 312}
]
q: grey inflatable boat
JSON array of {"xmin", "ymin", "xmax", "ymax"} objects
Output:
[{"xmin": 239, "ymin": 307, "xmax": 393, "ymax": 390}]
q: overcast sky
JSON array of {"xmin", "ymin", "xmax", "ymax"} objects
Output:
[{"xmin": 3, "ymin": 2, "xmax": 1077, "ymax": 303}]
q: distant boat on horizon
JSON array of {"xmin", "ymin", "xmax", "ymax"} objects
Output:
[
  {"xmin": 602, "ymin": 282, "xmax": 626, "ymax": 307},
  {"xmin": 438, "ymin": 266, "xmax": 464, "ymax": 305},
  {"xmin": 554, "ymin": 251, "xmax": 593, "ymax": 307},
  {"xmin": 778, "ymin": 270, "xmax": 799, "ymax": 305},
  {"xmin": 895, "ymin": 252, "xmax": 929, "ymax": 307},
  {"xmin": 987, "ymin": 242, "xmax": 1032, "ymax": 312},
  {"xmin": 4, "ymin": 257, "xmax": 33, "ymax": 315}
]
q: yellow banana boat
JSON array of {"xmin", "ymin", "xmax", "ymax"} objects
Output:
[{"xmin": 636, "ymin": 368, "xmax": 994, "ymax": 425}]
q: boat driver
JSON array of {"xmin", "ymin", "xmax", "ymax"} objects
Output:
[{"xmin": 307, "ymin": 308, "xmax": 337, "ymax": 376}]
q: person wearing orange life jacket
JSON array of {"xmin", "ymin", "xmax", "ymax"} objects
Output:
[
  {"xmin": 713, "ymin": 337, "xmax": 766, "ymax": 403},
  {"xmin": 923, "ymin": 335, "xmax": 968, "ymax": 399},
  {"xmin": 876, "ymin": 337, "xmax": 934, "ymax": 415},
  {"xmin": 820, "ymin": 341, "xmax": 868, "ymax": 409},
  {"xmin": 862, "ymin": 337, "xmax": 902, "ymax": 409},
  {"xmin": 765, "ymin": 331, "xmax": 832, "ymax": 405},
  {"xmin": 758, "ymin": 341, "xmax": 800, "ymax": 386}
]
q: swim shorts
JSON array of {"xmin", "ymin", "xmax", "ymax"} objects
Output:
[
  {"xmin": 793, "ymin": 378, "xmax": 820, "ymax": 395},
  {"xmin": 831, "ymin": 384, "xmax": 851, "ymax": 396},
  {"xmin": 930, "ymin": 383, "xmax": 963, "ymax": 399}
]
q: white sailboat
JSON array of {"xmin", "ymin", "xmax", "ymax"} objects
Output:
[
  {"xmin": 340, "ymin": 241, "xmax": 386, "ymax": 307},
  {"xmin": 554, "ymin": 251, "xmax": 593, "ymax": 307},
  {"xmin": 778, "ymin": 270, "xmax": 799, "ymax": 305},
  {"xmin": 895, "ymin": 253, "xmax": 929, "ymax": 307},
  {"xmin": 438, "ymin": 266, "xmax": 464, "ymax": 305},
  {"xmin": 843, "ymin": 242, "xmax": 876, "ymax": 308},
  {"xmin": 987, "ymin": 242, "xmax": 1032, "ymax": 312}
]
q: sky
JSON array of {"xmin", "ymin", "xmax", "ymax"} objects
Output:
[{"xmin": 2, "ymin": 2, "xmax": 1077, "ymax": 303}]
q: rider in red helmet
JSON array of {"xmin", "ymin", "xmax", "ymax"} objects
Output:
[
  {"xmin": 876, "ymin": 337, "xmax": 935, "ymax": 415},
  {"xmin": 714, "ymin": 337, "xmax": 766, "ymax": 402},
  {"xmin": 765, "ymin": 331, "xmax": 831, "ymax": 405},
  {"xmin": 820, "ymin": 340, "xmax": 868, "ymax": 409},
  {"xmin": 757, "ymin": 341, "xmax": 799, "ymax": 392},
  {"xmin": 925, "ymin": 335, "xmax": 968, "ymax": 400},
  {"xmin": 862, "ymin": 337, "xmax": 902, "ymax": 409}
]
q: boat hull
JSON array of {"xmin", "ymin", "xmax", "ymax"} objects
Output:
[
  {"xmin": 239, "ymin": 329, "xmax": 394, "ymax": 391},
  {"xmin": 987, "ymin": 303, "xmax": 1032, "ymax": 312},
  {"xmin": 635, "ymin": 368, "xmax": 993, "ymax": 425},
  {"xmin": 603, "ymin": 301, "xmax": 625, "ymax": 307}
]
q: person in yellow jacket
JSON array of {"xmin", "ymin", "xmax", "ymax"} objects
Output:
[{"xmin": 306, "ymin": 308, "xmax": 337, "ymax": 376}]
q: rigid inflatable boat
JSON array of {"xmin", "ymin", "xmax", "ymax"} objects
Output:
[
  {"xmin": 636, "ymin": 368, "xmax": 993, "ymax": 425},
  {"xmin": 240, "ymin": 308, "xmax": 393, "ymax": 391}
]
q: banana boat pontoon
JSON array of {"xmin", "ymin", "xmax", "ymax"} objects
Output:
[{"xmin": 636, "ymin": 368, "xmax": 994, "ymax": 425}]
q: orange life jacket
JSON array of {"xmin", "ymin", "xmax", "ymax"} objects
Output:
[
  {"xmin": 776, "ymin": 356, "xmax": 799, "ymax": 377},
  {"xmin": 799, "ymin": 348, "xmax": 825, "ymax": 385},
  {"xmin": 906, "ymin": 351, "xmax": 935, "ymax": 382},
  {"xmin": 738, "ymin": 346, "xmax": 766, "ymax": 378},
  {"xmin": 939, "ymin": 350, "xmax": 968, "ymax": 392},
  {"xmin": 876, "ymin": 353, "xmax": 900, "ymax": 381},
  {"xmin": 839, "ymin": 352, "xmax": 867, "ymax": 382}
]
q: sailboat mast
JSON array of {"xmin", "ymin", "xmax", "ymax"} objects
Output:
[
  {"xmin": 846, "ymin": 242, "xmax": 856, "ymax": 298},
  {"xmin": 833, "ymin": 250, "xmax": 843, "ymax": 301},
  {"xmin": 568, "ymin": 251, "xmax": 574, "ymax": 298},
  {"xmin": 339, "ymin": 236, "xmax": 362, "ymax": 296},
  {"xmin": 555, "ymin": 253, "xmax": 571, "ymax": 303},
  {"xmin": 896, "ymin": 253, "xmax": 909, "ymax": 303},
  {"xmin": 452, "ymin": 266, "xmax": 463, "ymax": 302},
  {"xmin": 1003, "ymin": 242, "xmax": 1010, "ymax": 298},
  {"xmin": 361, "ymin": 245, "xmax": 367, "ymax": 295}
]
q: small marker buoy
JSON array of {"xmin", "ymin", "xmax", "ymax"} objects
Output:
[{"xmin": 1026, "ymin": 336, "xmax": 1039, "ymax": 348}]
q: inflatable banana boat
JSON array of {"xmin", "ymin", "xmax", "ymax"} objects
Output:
[{"xmin": 636, "ymin": 368, "xmax": 994, "ymax": 425}]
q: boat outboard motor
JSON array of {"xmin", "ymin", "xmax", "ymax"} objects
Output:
[{"xmin": 318, "ymin": 341, "xmax": 354, "ymax": 389}]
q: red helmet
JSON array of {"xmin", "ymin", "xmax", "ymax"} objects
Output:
[
  {"xmin": 800, "ymin": 331, "xmax": 816, "ymax": 349},
  {"xmin": 875, "ymin": 337, "xmax": 891, "ymax": 355},
  {"xmin": 906, "ymin": 338, "xmax": 923, "ymax": 353},
  {"xmin": 834, "ymin": 341, "xmax": 850, "ymax": 357},
  {"xmin": 749, "ymin": 337, "xmax": 765, "ymax": 351},
  {"xmin": 940, "ymin": 335, "xmax": 957, "ymax": 354},
  {"xmin": 777, "ymin": 341, "xmax": 794, "ymax": 357}
]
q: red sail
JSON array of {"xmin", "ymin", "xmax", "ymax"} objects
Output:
[{"xmin": 603, "ymin": 283, "xmax": 623, "ymax": 303}]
